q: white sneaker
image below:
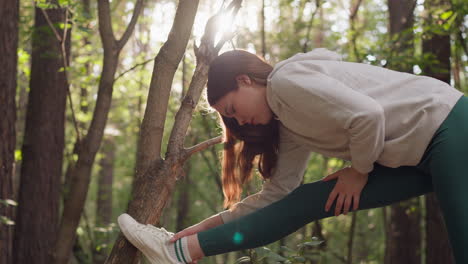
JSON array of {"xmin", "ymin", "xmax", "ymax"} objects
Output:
[{"xmin": 118, "ymin": 213, "xmax": 181, "ymax": 264}]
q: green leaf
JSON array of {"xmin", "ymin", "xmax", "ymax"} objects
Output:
[
  {"xmin": 58, "ymin": 0, "xmax": 70, "ymax": 6},
  {"xmin": 0, "ymin": 216, "xmax": 15, "ymax": 225},
  {"xmin": 440, "ymin": 10, "xmax": 453, "ymax": 20},
  {"xmin": 15, "ymin": 150, "xmax": 22, "ymax": 161},
  {"xmin": 0, "ymin": 199, "xmax": 18, "ymax": 207},
  {"xmin": 35, "ymin": 2, "xmax": 53, "ymax": 9}
]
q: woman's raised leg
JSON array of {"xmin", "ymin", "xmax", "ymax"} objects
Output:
[{"xmin": 198, "ymin": 164, "xmax": 433, "ymax": 256}]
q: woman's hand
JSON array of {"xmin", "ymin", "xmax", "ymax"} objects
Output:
[
  {"xmin": 169, "ymin": 223, "xmax": 205, "ymax": 243},
  {"xmin": 169, "ymin": 214, "xmax": 224, "ymax": 243},
  {"xmin": 322, "ymin": 166, "xmax": 368, "ymax": 216}
]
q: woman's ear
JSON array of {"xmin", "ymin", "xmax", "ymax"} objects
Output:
[{"xmin": 235, "ymin": 74, "xmax": 252, "ymax": 86}]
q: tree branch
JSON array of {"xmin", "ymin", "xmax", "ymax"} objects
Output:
[
  {"xmin": 117, "ymin": 0, "xmax": 144, "ymax": 50},
  {"xmin": 136, "ymin": 0, "xmax": 199, "ymax": 175},
  {"xmin": 166, "ymin": 0, "xmax": 243, "ymax": 156},
  {"xmin": 97, "ymin": 0, "xmax": 117, "ymax": 50},
  {"xmin": 114, "ymin": 57, "xmax": 154, "ymax": 81},
  {"xmin": 183, "ymin": 136, "xmax": 223, "ymax": 161}
]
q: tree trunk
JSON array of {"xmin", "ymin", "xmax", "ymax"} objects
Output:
[
  {"xmin": 53, "ymin": 0, "xmax": 144, "ymax": 263},
  {"xmin": 96, "ymin": 137, "xmax": 115, "ymax": 228},
  {"xmin": 387, "ymin": 0, "xmax": 416, "ymax": 71},
  {"xmin": 105, "ymin": 1, "xmax": 243, "ymax": 263},
  {"xmin": 105, "ymin": 2, "xmax": 200, "ymax": 263},
  {"xmin": 314, "ymin": 7, "xmax": 324, "ymax": 48},
  {"xmin": 425, "ymin": 194, "xmax": 454, "ymax": 264},
  {"xmin": 176, "ymin": 162, "xmax": 191, "ymax": 231},
  {"xmin": 385, "ymin": 0, "xmax": 421, "ymax": 262},
  {"xmin": 0, "ymin": 0, "xmax": 19, "ymax": 263},
  {"xmin": 348, "ymin": 0, "xmax": 363, "ymax": 61},
  {"xmin": 385, "ymin": 200, "xmax": 421, "ymax": 264},
  {"xmin": 13, "ymin": 3, "xmax": 70, "ymax": 264},
  {"xmin": 260, "ymin": 0, "xmax": 266, "ymax": 58},
  {"xmin": 347, "ymin": 212, "xmax": 357, "ymax": 264},
  {"xmin": 422, "ymin": 0, "xmax": 455, "ymax": 261},
  {"xmin": 93, "ymin": 136, "xmax": 116, "ymax": 264}
]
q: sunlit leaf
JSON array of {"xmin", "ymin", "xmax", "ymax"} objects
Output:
[{"xmin": 0, "ymin": 216, "xmax": 15, "ymax": 225}]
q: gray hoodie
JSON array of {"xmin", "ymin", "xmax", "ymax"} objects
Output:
[{"xmin": 219, "ymin": 48, "xmax": 463, "ymax": 223}]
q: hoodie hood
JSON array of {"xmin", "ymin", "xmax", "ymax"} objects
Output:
[{"xmin": 269, "ymin": 48, "xmax": 342, "ymax": 78}]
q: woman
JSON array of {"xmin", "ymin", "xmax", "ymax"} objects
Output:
[{"xmin": 118, "ymin": 48, "xmax": 467, "ymax": 263}]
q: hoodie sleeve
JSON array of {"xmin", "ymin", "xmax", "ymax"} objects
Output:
[
  {"xmin": 270, "ymin": 62, "xmax": 385, "ymax": 174},
  {"xmin": 219, "ymin": 132, "xmax": 311, "ymax": 223}
]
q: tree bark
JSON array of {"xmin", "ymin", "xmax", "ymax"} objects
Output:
[
  {"xmin": 260, "ymin": 0, "xmax": 266, "ymax": 58},
  {"xmin": 422, "ymin": 0, "xmax": 455, "ymax": 261},
  {"xmin": 385, "ymin": 0, "xmax": 421, "ymax": 263},
  {"xmin": 0, "ymin": 0, "xmax": 19, "ymax": 263},
  {"xmin": 53, "ymin": 0, "xmax": 144, "ymax": 263},
  {"xmin": 97, "ymin": 137, "xmax": 115, "ymax": 230},
  {"xmin": 93, "ymin": 136, "xmax": 116, "ymax": 264},
  {"xmin": 348, "ymin": 0, "xmax": 363, "ymax": 61},
  {"xmin": 105, "ymin": 2, "xmax": 200, "ymax": 263},
  {"xmin": 425, "ymin": 194, "xmax": 454, "ymax": 264},
  {"xmin": 13, "ymin": 2, "xmax": 70, "ymax": 264},
  {"xmin": 387, "ymin": 0, "xmax": 416, "ymax": 71},
  {"xmin": 385, "ymin": 200, "xmax": 421, "ymax": 264},
  {"xmin": 347, "ymin": 212, "xmax": 357, "ymax": 264},
  {"xmin": 135, "ymin": 0, "xmax": 199, "ymax": 177},
  {"xmin": 176, "ymin": 162, "xmax": 191, "ymax": 231},
  {"xmin": 105, "ymin": 1, "xmax": 243, "ymax": 263}
]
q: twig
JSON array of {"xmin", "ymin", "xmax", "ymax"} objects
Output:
[
  {"xmin": 39, "ymin": 7, "xmax": 62, "ymax": 42},
  {"xmin": 114, "ymin": 58, "xmax": 154, "ymax": 81},
  {"xmin": 39, "ymin": 4, "xmax": 81, "ymax": 142}
]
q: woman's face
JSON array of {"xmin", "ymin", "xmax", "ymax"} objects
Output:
[{"xmin": 212, "ymin": 75, "xmax": 273, "ymax": 126}]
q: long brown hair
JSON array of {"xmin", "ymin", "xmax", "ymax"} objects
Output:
[{"xmin": 207, "ymin": 50, "xmax": 280, "ymax": 209}]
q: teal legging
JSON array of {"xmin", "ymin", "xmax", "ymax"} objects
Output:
[{"xmin": 198, "ymin": 95, "xmax": 468, "ymax": 263}]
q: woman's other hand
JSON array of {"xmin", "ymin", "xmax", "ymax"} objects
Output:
[{"xmin": 322, "ymin": 166, "xmax": 369, "ymax": 216}]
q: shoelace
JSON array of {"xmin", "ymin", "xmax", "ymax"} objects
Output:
[{"xmin": 138, "ymin": 223, "xmax": 174, "ymax": 240}]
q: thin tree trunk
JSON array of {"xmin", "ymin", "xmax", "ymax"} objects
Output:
[
  {"xmin": 347, "ymin": 212, "xmax": 357, "ymax": 264},
  {"xmin": 302, "ymin": 0, "xmax": 322, "ymax": 53},
  {"xmin": 385, "ymin": 199, "xmax": 421, "ymax": 264},
  {"xmin": 348, "ymin": 0, "xmax": 363, "ymax": 61},
  {"xmin": 385, "ymin": 0, "xmax": 421, "ymax": 262},
  {"xmin": 174, "ymin": 69, "xmax": 192, "ymax": 230},
  {"xmin": 387, "ymin": 0, "xmax": 416, "ymax": 71},
  {"xmin": 425, "ymin": 194, "xmax": 454, "ymax": 263},
  {"xmin": 422, "ymin": 0, "xmax": 455, "ymax": 261},
  {"xmin": 0, "ymin": 0, "xmax": 19, "ymax": 263},
  {"xmin": 13, "ymin": 3, "xmax": 70, "ymax": 263},
  {"xmin": 53, "ymin": 0, "xmax": 144, "ymax": 263},
  {"xmin": 314, "ymin": 7, "xmax": 324, "ymax": 48},
  {"xmin": 96, "ymin": 137, "xmax": 115, "ymax": 227},
  {"xmin": 93, "ymin": 136, "xmax": 116, "ymax": 264},
  {"xmin": 260, "ymin": 0, "xmax": 266, "ymax": 58},
  {"xmin": 176, "ymin": 162, "xmax": 191, "ymax": 231}
]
